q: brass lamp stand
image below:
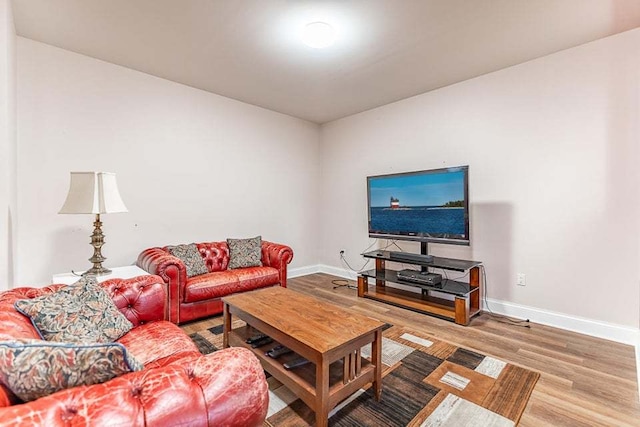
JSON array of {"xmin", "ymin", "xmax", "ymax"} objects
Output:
[{"xmin": 86, "ymin": 213, "xmax": 111, "ymax": 276}]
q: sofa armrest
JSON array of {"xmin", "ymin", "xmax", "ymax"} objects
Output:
[
  {"xmin": 190, "ymin": 347, "xmax": 268, "ymax": 426},
  {"xmin": 101, "ymin": 275, "xmax": 167, "ymax": 325},
  {"xmin": 0, "ymin": 348, "xmax": 268, "ymax": 427},
  {"xmin": 136, "ymin": 248, "xmax": 188, "ymax": 324},
  {"xmin": 261, "ymin": 241, "xmax": 294, "ymax": 288},
  {"xmin": 136, "ymin": 248, "xmax": 186, "ymax": 279}
]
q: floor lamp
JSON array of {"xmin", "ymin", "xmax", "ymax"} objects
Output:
[{"xmin": 59, "ymin": 172, "xmax": 128, "ymax": 276}]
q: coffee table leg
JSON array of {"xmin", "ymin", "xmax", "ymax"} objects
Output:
[
  {"xmin": 223, "ymin": 303, "xmax": 231, "ymax": 348},
  {"xmin": 316, "ymin": 358, "xmax": 330, "ymax": 427},
  {"xmin": 372, "ymin": 328, "xmax": 382, "ymax": 401}
]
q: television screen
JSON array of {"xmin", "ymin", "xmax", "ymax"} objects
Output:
[{"xmin": 367, "ymin": 166, "xmax": 469, "ymax": 245}]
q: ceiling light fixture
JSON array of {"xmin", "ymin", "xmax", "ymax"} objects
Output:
[{"xmin": 302, "ymin": 21, "xmax": 336, "ymax": 49}]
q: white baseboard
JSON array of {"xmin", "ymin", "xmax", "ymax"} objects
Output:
[
  {"xmin": 484, "ymin": 298, "xmax": 639, "ymax": 346},
  {"xmin": 316, "ymin": 264, "xmax": 358, "ymax": 281},
  {"xmin": 290, "ymin": 264, "xmax": 359, "ymax": 280},
  {"xmin": 294, "ymin": 264, "xmax": 640, "ymax": 348},
  {"xmin": 288, "ymin": 265, "xmax": 321, "ymax": 278}
]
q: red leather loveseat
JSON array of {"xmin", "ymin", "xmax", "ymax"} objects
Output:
[
  {"xmin": 0, "ymin": 275, "xmax": 268, "ymax": 427},
  {"xmin": 137, "ymin": 241, "xmax": 293, "ymax": 324}
]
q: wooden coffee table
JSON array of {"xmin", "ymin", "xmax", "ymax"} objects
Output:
[{"xmin": 222, "ymin": 286, "xmax": 384, "ymax": 427}]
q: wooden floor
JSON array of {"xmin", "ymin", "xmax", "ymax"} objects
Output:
[{"xmin": 288, "ymin": 273, "xmax": 640, "ymax": 427}]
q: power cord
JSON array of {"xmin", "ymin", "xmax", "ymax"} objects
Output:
[
  {"xmin": 339, "ymin": 251, "xmax": 371, "ymax": 273},
  {"xmin": 388, "ymin": 240, "xmax": 404, "ymax": 251},
  {"xmin": 333, "ymin": 251, "xmax": 369, "ymax": 290},
  {"xmin": 338, "ymin": 238, "xmax": 408, "ymax": 272},
  {"xmin": 481, "ymin": 265, "xmax": 531, "ymax": 328},
  {"xmin": 334, "ymin": 239, "xmax": 395, "ymax": 290},
  {"xmin": 332, "ymin": 279, "xmax": 357, "ymax": 290}
]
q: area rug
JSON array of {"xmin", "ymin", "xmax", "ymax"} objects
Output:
[{"xmin": 183, "ymin": 317, "xmax": 539, "ymax": 427}]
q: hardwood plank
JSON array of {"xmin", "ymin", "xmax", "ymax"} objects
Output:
[{"xmin": 287, "ymin": 273, "xmax": 640, "ymax": 426}]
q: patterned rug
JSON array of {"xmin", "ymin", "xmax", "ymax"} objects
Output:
[{"xmin": 182, "ymin": 317, "xmax": 539, "ymax": 427}]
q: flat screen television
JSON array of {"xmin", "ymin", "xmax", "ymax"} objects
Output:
[{"xmin": 367, "ymin": 166, "xmax": 469, "ymax": 245}]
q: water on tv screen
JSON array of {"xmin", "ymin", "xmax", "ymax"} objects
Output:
[{"xmin": 367, "ymin": 166, "xmax": 469, "ymax": 245}]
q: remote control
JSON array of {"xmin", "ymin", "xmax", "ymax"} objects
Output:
[
  {"xmin": 266, "ymin": 345, "xmax": 293, "ymax": 359},
  {"xmin": 250, "ymin": 336, "xmax": 273, "ymax": 348},
  {"xmin": 283, "ymin": 356, "xmax": 310, "ymax": 369},
  {"xmin": 246, "ymin": 333, "xmax": 268, "ymax": 345}
]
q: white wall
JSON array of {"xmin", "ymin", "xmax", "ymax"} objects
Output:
[
  {"xmin": 0, "ymin": 0, "xmax": 16, "ymax": 291},
  {"xmin": 320, "ymin": 29, "xmax": 640, "ymax": 330},
  {"xmin": 17, "ymin": 37, "xmax": 320, "ymax": 285},
  {"xmin": 12, "ymin": 26, "xmax": 640, "ymax": 337}
]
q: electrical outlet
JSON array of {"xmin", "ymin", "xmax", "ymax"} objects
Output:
[{"xmin": 516, "ymin": 273, "xmax": 526, "ymax": 287}]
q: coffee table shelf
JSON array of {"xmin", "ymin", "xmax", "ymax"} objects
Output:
[
  {"xmin": 222, "ymin": 287, "xmax": 384, "ymax": 427},
  {"xmin": 227, "ymin": 325, "xmax": 375, "ymax": 407}
]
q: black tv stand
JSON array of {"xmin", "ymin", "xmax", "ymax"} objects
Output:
[
  {"xmin": 357, "ymin": 247, "xmax": 482, "ymax": 326},
  {"xmin": 387, "ymin": 241, "xmax": 436, "ymax": 268},
  {"xmin": 389, "ymin": 251, "xmax": 434, "ymax": 264}
]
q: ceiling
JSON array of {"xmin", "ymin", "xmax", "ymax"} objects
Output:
[{"xmin": 12, "ymin": 0, "xmax": 640, "ymax": 124}]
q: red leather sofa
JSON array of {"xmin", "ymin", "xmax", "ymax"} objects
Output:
[
  {"xmin": 137, "ymin": 241, "xmax": 294, "ymax": 324},
  {"xmin": 0, "ymin": 275, "xmax": 268, "ymax": 427}
]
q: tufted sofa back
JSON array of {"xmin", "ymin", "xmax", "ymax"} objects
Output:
[
  {"xmin": 161, "ymin": 242, "xmax": 231, "ymax": 273},
  {"xmin": 197, "ymin": 242, "xmax": 230, "ymax": 272},
  {"xmin": 100, "ymin": 276, "xmax": 167, "ymax": 326}
]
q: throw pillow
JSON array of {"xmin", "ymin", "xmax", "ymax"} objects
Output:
[
  {"xmin": 0, "ymin": 339, "xmax": 143, "ymax": 402},
  {"xmin": 14, "ymin": 277, "xmax": 134, "ymax": 343},
  {"xmin": 227, "ymin": 236, "xmax": 263, "ymax": 269},
  {"xmin": 167, "ymin": 243, "xmax": 209, "ymax": 277}
]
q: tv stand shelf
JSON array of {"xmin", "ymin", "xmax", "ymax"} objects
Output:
[{"xmin": 358, "ymin": 250, "xmax": 482, "ymax": 326}]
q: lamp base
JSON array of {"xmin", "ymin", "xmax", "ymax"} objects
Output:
[
  {"xmin": 83, "ymin": 266, "xmax": 112, "ymax": 276},
  {"xmin": 87, "ymin": 213, "xmax": 111, "ymax": 276}
]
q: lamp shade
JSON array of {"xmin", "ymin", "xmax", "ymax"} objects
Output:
[{"xmin": 59, "ymin": 172, "xmax": 128, "ymax": 214}]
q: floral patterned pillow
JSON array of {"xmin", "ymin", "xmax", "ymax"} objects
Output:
[
  {"xmin": 0, "ymin": 339, "xmax": 143, "ymax": 402},
  {"xmin": 14, "ymin": 278, "xmax": 133, "ymax": 343},
  {"xmin": 167, "ymin": 243, "xmax": 209, "ymax": 277},
  {"xmin": 227, "ymin": 236, "xmax": 263, "ymax": 269}
]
